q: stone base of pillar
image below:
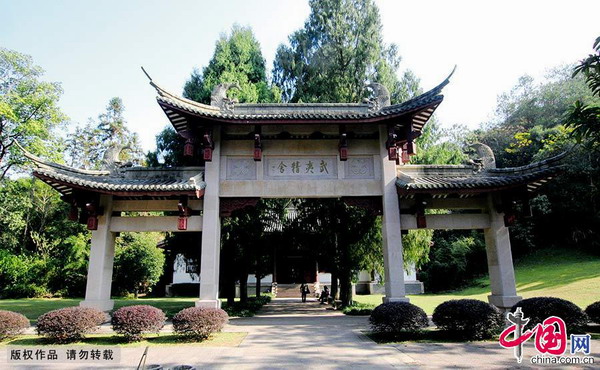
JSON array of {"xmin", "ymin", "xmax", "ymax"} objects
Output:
[
  {"xmin": 383, "ymin": 296, "xmax": 410, "ymax": 303},
  {"xmin": 488, "ymin": 295, "xmax": 522, "ymax": 310},
  {"xmin": 195, "ymin": 299, "xmax": 222, "ymax": 309},
  {"xmin": 80, "ymin": 299, "xmax": 114, "ymax": 312}
]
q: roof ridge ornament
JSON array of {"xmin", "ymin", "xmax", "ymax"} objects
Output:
[
  {"xmin": 101, "ymin": 143, "xmax": 132, "ymax": 174},
  {"xmin": 210, "ymin": 82, "xmax": 240, "ymax": 112},
  {"xmin": 364, "ymin": 82, "xmax": 391, "ymax": 112},
  {"xmin": 467, "ymin": 142, "xmax": 496, "ymax": 173}
]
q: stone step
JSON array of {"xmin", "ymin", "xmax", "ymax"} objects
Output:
[{"xmin": 275, "ymin": 284, "xmax": 305, "ymax": 298}]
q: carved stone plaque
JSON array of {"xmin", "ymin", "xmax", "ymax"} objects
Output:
[
  {"xmin": 226, "ymin": 158, "xmax": 256, "ymax": 180},
  {"xmin": 265, "ymin": 157, "xmax": 337, "ymax": 180},
  {"xmin": 345, "ymin": 157, "xmax": 375, "ymax": 179}
]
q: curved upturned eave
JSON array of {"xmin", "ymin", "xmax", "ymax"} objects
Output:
[
  {"xmin": 34, "ymin": 170, "xmax": 202, "ymax": 198},
  {"xmin": 395, "ymin": 153, "xmax": 566, "ymax": 196},
  {"xmin": 152, "ymin": 68, "xmax": 454, "ymax": 133},
  {"xmin": 157, "ymin": 96, "xmax": 442, "ymax": 125}
]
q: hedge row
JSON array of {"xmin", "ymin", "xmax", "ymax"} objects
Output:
[
  {"xmin": 0, "ymin": 305, "xmax": 229, "ymax": 344},
  {"xmin": 369, "ymin": 297, "xmax": 597, "ymax": 340}
]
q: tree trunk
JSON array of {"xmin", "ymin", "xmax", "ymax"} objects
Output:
[
  {"xmin": 255, "ymin": 244, "xmax": 262, "ymax": 297},
  {"xmin": 220, "ymin": 246, "xmax": 236, "ymax": 305},
  {"xmin": 330, "ymin": 269, "xmax": 338, "ymax": 302},
  {"xmin": 240, "ymin": 272, "xmax": 248, "ymax": 303},
  {"xmin": 339, "ymin": 269, "xmax": 353, "ymax": 307},
  {"xmin": 255, "ymin": 274, "xmax": 261, "ymax": 297},
  {"xmin": 226, "ymin": 270, "xmax": 236, "ymax": 305}
]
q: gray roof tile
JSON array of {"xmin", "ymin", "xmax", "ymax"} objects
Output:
[{"xmin": 396, "ymin": 153, "xmax": 566, "ymax": 194}]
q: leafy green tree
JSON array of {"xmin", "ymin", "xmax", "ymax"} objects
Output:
[
  {"xmin": 0, "ymin": 47, "xmax": 66, "ymax": 178},
  {"xmin": 66, "ymin": 97, "xmax": 144, "ymax": 169},
  {"xmin": 418, "ymin": 231, "xmax": 487, "ymax": 292},
  {"xmin": 272, "ymin": 0, "xmax": 417, "ymax": 103},
  {"xmin": 472, "ymin": 63, "xmax": 600, "ymax": 255},
  {"xmin": 566, "ymin": 36, "xmax": 600, "ymax": 147},
  {"xmin": 113, "ymin": 233, "xmax": 165, "ymax": 298},
  {"xmin": 183, "ymin": 25, "xmax": 280, "ymax": 104},
  {"xmin": 0, "ymin": 177, "xmax": 89, "ymax": 297},
  {"xmin": 146, "ymin": 125, "xmax": 188, "ymax": 167},
  {"xmin": 480, "ymin": 66, "xmax": 597, "ymax": 167}
]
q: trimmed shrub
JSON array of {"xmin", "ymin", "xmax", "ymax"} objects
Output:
[
  {"xmin": 36, "ymin": 307, "xmax": 105, "ymax": 343},
  {"xmin": 511, "ymin": 297, "xmax": 588, "ymax": 332},
  {"xmin": 432, "ymin": 299, "xmax": 503, "ymax": 340},
  {"xmin": 369, "ymin": 302, "xmax": 428, "ymax": 333},
  {"xmin": 111, "ymin": 305, "xmax": 166, "ymax": 342},
  {"xmin": 172, "ymin": 307, "xmax": 229, "ymax": 340},
  {"xmin": 585, "ymin": 301, "xmax": 600, "ymax": 324},
  {"xmin": 0, "ymin": 310, "xmax": 30, "ymax": 339},
  {"xmin": 343, "ymin": 303, "xmax": 374, "ymax": 316}
]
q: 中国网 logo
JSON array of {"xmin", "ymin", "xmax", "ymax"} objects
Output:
[{"xmin": 499, "ymin": 308, "xmax": 593, "ymax": 365}]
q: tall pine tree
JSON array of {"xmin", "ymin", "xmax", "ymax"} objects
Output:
[{"xmin": 272, "ymin": 0, "xmax": 419, "ymax": 103}]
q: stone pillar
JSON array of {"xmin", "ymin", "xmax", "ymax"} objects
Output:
[
  {"xmin": 196, "ymin": 128, "xmax": 222, "ymax": 309},
  {"xmin": 80, "ymin": 195, "xmax": 116, "ymax": 311},
  {"xmin": 378, "ymin": 125, "xmax": 409, "ymax": 303},
  {"xmin": 485, "ymin": 195, "xmax": 522, "ymax": 310}
]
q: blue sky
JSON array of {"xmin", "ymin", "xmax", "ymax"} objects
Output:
[{"xmin": 2, "ymin": 0, "xmax": 599, "ymax": 151}]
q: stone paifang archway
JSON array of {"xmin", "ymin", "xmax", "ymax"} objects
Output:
[{"xmin": 24, "ymin": 69, "xmax": 563, "ymax": 311}]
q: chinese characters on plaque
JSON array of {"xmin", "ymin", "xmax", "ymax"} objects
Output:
[{"xmin": 266, "ymin": 157, "xmax": 337, "ymax": 179}]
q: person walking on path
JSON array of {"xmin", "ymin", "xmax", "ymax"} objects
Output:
[{"xmin": 300, "ymin": 283, "xmax": 310, "ymax": 302}]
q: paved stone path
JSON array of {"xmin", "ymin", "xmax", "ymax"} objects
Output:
[{"xmin": 2, "ymin": 298, "xmax": 599, "ymax": 369}]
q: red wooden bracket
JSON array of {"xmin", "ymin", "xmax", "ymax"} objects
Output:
[
  {"xmin": 339, "ymin": 129, "xmax": 348, "ymax": 161},
  {"xmin": 253, "ymin": 132, "xmax": 262, "ymax": 161},
  {"xmin": 177, "ymin": 197, "xmax": 192, "ymax": 231},
  {"xmin": 203, "ymin": 129, "xmax": 214, "ymax": 162}
]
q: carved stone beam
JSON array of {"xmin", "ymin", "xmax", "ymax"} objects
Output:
[
  {"xmin": 203, "ymin": 128, "xmax": 214, "ymax": 161},
  {"xmin": 339, "ymin": 125, "xmax": 348, "ymax": 161},
  {"xmin": 254, "ymin": 126, "xmax": 262, "ymax": 161}
]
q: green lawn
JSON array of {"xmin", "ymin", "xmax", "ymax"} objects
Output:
[
  {"xmin": 0, "ymin": 297, "xmax": 200, "ymax": 324},
  {"xmin": 355, "ymin": 248, "xmax": 600, "ymax": 314}
]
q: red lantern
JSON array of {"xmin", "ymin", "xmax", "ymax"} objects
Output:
[
  {"xmin": 253, "ymin": 148, "xmax": 262, "ymax": 161},
  {"xmin": 401, "ymin": 148, "xmax": 410, "ymax": 164},
  {"xmin": 388, "ymin": 146, "xmax": 398, "ymax": 161},
  {"xmin": 178, "ymin": 217, "xmax": 188, "ymax": 231},
  {"xmin": 203, "ymin": 148, "xmax": 213, "ymax": 161},
  {"xmin": 416, "ymin": 214, "xmax": 427, "ymax": 229},
  {"xmin": 183, "ymin": 141, "xmax": 194, "ymax": 157},
  {"xmin": 87, "ymin": 216, "xmax": 98, "ymax": 230},
  {"xmin": 339, "ymin": 147, "xmax": 348, "ymax": 161}
]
